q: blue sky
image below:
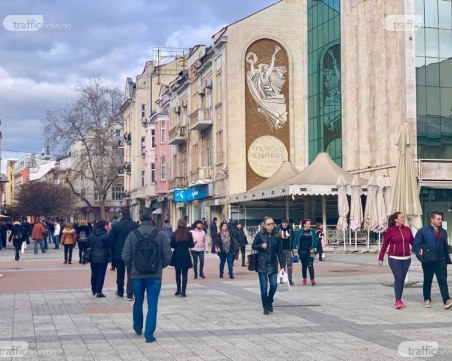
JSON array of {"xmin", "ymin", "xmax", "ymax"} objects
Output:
[{"xmin": 0, "ymin": 0, "xmax": 277, "ymax": 171}]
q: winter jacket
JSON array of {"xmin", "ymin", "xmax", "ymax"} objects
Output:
[
  {"xmin": 122, "ymin": 221, "xmax": 172, "ymax": 279},
  {"xmin": 31, "ymin": 222, "xmax": 47, "ymax": 240},
  {"xmin": 293, "ymin": 228, "xmax": 318, "ymax": 253},
  {"xmin": 162, "ymin": 223, "xmax": 173, "ymax": 240},
  {"xmin": 378, "ymin": 225, "xmax": 413, "ymax": 261},
  {"xmin": 76, "ymin": 225, "xmax": 90, "ymax": 242},
  {"xmin": 413, "ymin": 225, "xmax": 452, "ymax": 263},
  {"xmin": 61, "ymin": 229, "xmax": 77, "ymax": 245},
  {"xmin": 190, "ymin": 228, "xmax": 208, "ymax": 252},
  {"xmin": 54, "ymin": 223, "xmax": 61, "ymax": 236},
  {"xmin": 210, "ymin": 221, "xmax": 218, "ymax": 238},
  {"xmin": 9, "ymin": 223, "xmax": 25, "ymax": 247},
  {"xmin": 108, "ymin": 216, "xmax": 139, "ymax": 260},
  {"xmin": 215, "ymin": 232, "xmax": 239, "ymax": 254},
  {"xmin": 276, "ymin": 225, "xmax": 294, "ymax": 250},
  {"xmin": 170, "ymin": 232, "xmax": 194, "ymax": 269},
  {"xmin": 87, "ymin": 227, "xmax": 112, "ymax": 264},
  {"xmin": 236, "ymin": 228, "xmax": 248, "ymax": 247},
  {"xmin": 252, "ymin": 228, "xmax": 284, "ymax": 274}
]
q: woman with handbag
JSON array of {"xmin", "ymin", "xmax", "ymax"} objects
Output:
[
  {"xmin": 215, "ymin": 221, "xmax": 237, "ymax": 279},
  {"xmin": 252, "ymin": 217, "xmax": 284, "ymax": 315},
  {"xmin": 378, "ymin": 212, "xmax": 414, "ymax": 309},
  {"xmin": 171, "ymin": 218, "xmax": 195, "ymax": 297},
  {"xmin": 76, "ymin": 220, "xmax": 91, "ymax": 264},
  {"xmin": 293, "ymin": 219, "xmax": 318, "ymax": 286},
  {"xmin": 61, "ymin": 224, "xmax": 77, "ymax": 264},
  {"xmin": 87, "ymin": 220, "xmax": 111, "ymax": 298}
]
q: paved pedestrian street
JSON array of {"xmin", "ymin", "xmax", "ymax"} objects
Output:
[{"xmin": 0, "ymin": 247, "xmax": 451, "ymax": 360}]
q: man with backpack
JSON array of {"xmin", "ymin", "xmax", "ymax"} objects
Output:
[
  {"xmin": 109, "ymin": 207, "xmax": 139, "ymax": 300},
  {"xmin": 122, "ymin": 208, "xmax": 171, "ymax": 343}
]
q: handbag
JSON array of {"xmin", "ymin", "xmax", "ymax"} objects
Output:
[
  {"xmin": 423, "ymin": 248, "xmax": 439, "ymax": 263},
  {"xmin": 292, "ymin": 254, "xmax": 299, "ymax": 263},
  {"xmin": 82, "ymin": 247, "xmax": 92, "ymax": 264},
  {"xmin": 247, "ymin": 250, "xmax": 258, "ymax": 271}
]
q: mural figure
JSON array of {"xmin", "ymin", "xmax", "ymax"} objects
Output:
[
  {"xmin": 322, "ymin": 45, "xmax": 341, "ymax": 132},
  {"xmin": 246, "ymin": 46, "xmax": 288, "ymax": 130}
]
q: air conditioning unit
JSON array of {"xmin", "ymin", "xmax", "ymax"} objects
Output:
[
  {"xmin": 205, "ymin": 79, "xmax": 212, "ymax": 89},
  {"xmin": 173, "ymin": 105, "xmax": 181, "ymax": 114},
  {"xmin": 198, "ymin": 86, "xmax": 205, "ymax": 96},
  {"xmin": 181, "ymin": 99, "xmax": 188, "ymax": 108}
]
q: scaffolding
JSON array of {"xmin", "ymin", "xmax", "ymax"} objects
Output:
[{"xmin": 152, "ymin": 47, "xmax": 191, "ymax": 84}]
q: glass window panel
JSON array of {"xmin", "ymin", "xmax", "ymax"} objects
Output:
[
  {"xmin": 414, "ymin": 0, "xmax": 425, "ymax": 17},
  {"xmin": 424, "ymin": 0, "xmax": 439, "ymax": 26},
  {"xmin": 426, "ymin": 60, "xmax": 440, "ymax": 86},
  {"xmin": 439, "ymin": 29, "xmax": 452, "ymax": 59},
  {"xmin": 440, "ymin": 59, "xmax": 452, "ymax": 87},
  {"xmin": 438, "ymin": 0, "xmax": 451, "ymax": 28},
  {"xmin": 426, "ymin": 86, "xmax": 441, "ymax": 115},
  {"xmin": 417, "ymin": 86, "xmax": 427, "ymax": 115},
  {"xmin": 440, "ymin": 87, "xmax": 452, "ymax": 116},
  {"xmin": 425, "ymin": 29, "xmax": 439, "ymax": 57},
  {"xmin": 415, "ymin": 28, "xmax": 426, "ymax": 56}
]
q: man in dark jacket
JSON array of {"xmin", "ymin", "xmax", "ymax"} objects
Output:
[
  {"xmin": 413, "ymin": 212, "xmax": 452, "ymax": 309},
  {"xmin": 210, "ymin": 218, "xmax": 218, "ymax": 253},
  {"xmin": 122, "ymin": 208, "xmax": 172, "ymax": 343},
  {"xmin": 252, "ymin": 217, "xmax": 284, "ymax": 315},
  {"xmin": 109, "ymin": 207, "xmax": 139, "ymax": 300}
]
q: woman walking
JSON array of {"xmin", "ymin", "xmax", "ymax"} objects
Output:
[
  {"xmin": 277, "ymin": 219, "xmax": 294, "ymax": 285},
  {"xmin": 76, "ymin": 220, "xmax": 91, "ymax": 264},
  {"xmin": 190, "ymin": 220, "xmax": 208, "ymax": 279},
  {"xmin": 88, "ymin": 220, "xmax": 111, "ymax": 297},
  {"xmin": 61, "ymin": 224, "xmax": 77, "ymax": 264},
  {"xmin": 171, "ymin": 218, "xmax": 195, "ymax": 297},
  {"xmin": 9, "ymin": 221, "xmax": 25, "ymax": 261},
  {"xmin": 293, "ymin": 219, "xmax": 318, "ymax": 285},
  {"xmin": 252, "ymin": 216, "xmax": 284, "ymax": 315},
  {"xmin": 315, "ymin": 222, "xmax": 325, "ymax": 261},
  {"xmin": 378, "ymin": 212, "xmax": 414, "ymax": 309},
  {"xmin": 215, "ymin": 221, "xmax": 237, "ymax": 279},
  {"xmin": 235, "ymin": 222, "xmax": 248, "ymax": 267}
]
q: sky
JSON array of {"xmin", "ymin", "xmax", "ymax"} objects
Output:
[{"xmin": 0, "ymin": 0, "xmax": 277, "ymax": 172}]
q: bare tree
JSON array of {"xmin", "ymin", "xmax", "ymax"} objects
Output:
[
  {"xmin": 44, "ymin": 78, "xmax": 123, "ymax": 219},
  {"xmin": 15, "ymin": 181, "xmax": 74, "ymax": 217}
]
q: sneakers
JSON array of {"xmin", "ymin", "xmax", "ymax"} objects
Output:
[
  {"xmin": 424, "ymin": 300, "xmax": 432, "ymax": 308},
  {"xmin": 444, "ymin": 299, "xmax": 452, "ymax": 309},
  {"xmin": 127, "ymin": 297, "xmax": 134, "ymax": 302},
  {"xmin": 289, "ymin": 280, "xmax": 294, "ymax": 285},
  {"xmin": 115, "ymin": 291, "xmax": 123, "ymax": 298},
  {"xmin": 311, "ymin": 279, "xmax": 316, "ymax": 286},
  {"xmin": 302, "ymin": 279, "xmax": 307, "ymax": 285},
  {"xmin": 400, "ymin": 300, "xmax": 406, "ymax": 308},
  {"xmin": 96, "ymin": 293, "xmax": 106, "ymax": 298},
  {"xmin": 145, "ymin": 337, "xmax": 156, "ymax": 343},
  {"xmin": 200, "ymin": 274, "xmax": 206, "ymax": 279},
  {"xmin": 395, "ymin": 300, "xmax": 403, "ymax": 309}
]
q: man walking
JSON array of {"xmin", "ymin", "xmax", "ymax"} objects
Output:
[
  {"xmin": 122, "ymin": 208, "xmax": 172, "ymax": 343},
  {"xmin": 32, "ymin": 219, "xmax": 47, "ymax": 255},
  {"xmin": 109, "ymin": 207, "xmax": 139, "ymax": 300},
  {"xmin": 210, "ymin": 218, "xmax": 218, "ymax": 253},
  {"xmin": 414, "ymin": 212, "xmax": 452, "ymax": 309}
]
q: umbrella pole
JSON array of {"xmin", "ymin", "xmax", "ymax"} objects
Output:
[
  {"xmin": 367, "ymin": 229, "xmax": 370, "ymax": 251},
  {"xmin": 349, "ymin": 227, "xmax": 352, "ymax": 246},
  {"xmin": 354, "ymin": 231, "xmax": 357, "ymax": 251},
  {"xmin": 322, "ymin": 196, "xmax": 327, "ymax": 227},
  {"xmin": 378, "ymin": 233, "xmax": 381, "ymax": 251},
  {"xmin": 285, "ymin": 196, "xmax": 289, "ymax": 220},
  {"xmin": 343, "ymin": 230, "xmax": 346, "ymax": 251}
]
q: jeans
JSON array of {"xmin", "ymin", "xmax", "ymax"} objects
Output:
[
  {"xmin": 64, "ymin": 245, "xmax": 74, "ymax": 263},
  {"xmin": 54, "ymin": 235, "xmax": 60, "ymax": 249},
  {"xmin": 90, "ymin": 262, "xmax": 108, "ymax": 294},
  {"xmin": 300, "ymin": 253, "xmax": 315, "ymax": 280},
  {"xmin": 219, "ymin": 251, "xmax": 235, "ymax": 276},
  {"xmin": 282, "ymin": 249, "xmax": 293, "ymax": 282},
  {"xmin": 258, "ymin": 272, "xmax": 278, "ymax": 309},
  {"xmin": 388, "ymin": 257, "xmax": 411, "ymax": 301},
  {"xmin": 115, "ymin": 258, "xmax": 133, "ymax": 298},
  {"xmin": 317, "ymin": 242, "xmax": 324, "ymax": 261},
  {"xmin": 33, "ymin": 239, "xmax": 45, "ymax": 254},
  {"xmin": 78, "ymin": 242, "xmax": 88, "ymax": 262},
  {"xmin": 132, "ymin": 278, "xmax": 162, "ymax": 341},
  {"xmin": 175, "ymin": 268, "xmax": 189, "ymax": 293},
  {"xmin": 191, "ymin": 250, "xmax": 205, "ymax": 276},
  {"xmin": 422, "ymin": 260, "xmax": 450, "ymax": 304}
]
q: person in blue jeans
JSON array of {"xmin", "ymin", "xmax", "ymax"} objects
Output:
[
  {"xmin": 252, "ymin": 216, "xmax": 285, "ymax": 315},
  {"xmin": 215, "ymin": 221, "xmax": 237, "ymax": 279},
  {"xmin": 122, "ymin": 208, "xmax": 172, "ymax": 343}
]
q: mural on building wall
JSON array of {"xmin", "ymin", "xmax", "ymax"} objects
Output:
[{"xmin": 245, "ymin": 39, "xmax": 290, "ymax": 190}]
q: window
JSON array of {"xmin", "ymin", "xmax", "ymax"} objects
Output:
[
  {"xmin": 141, "ymin": 171, "xmax": 145, "ymax": 187},
  {"xmin": 151, "ymin": 163, "xmax": 155, "ymax": 183},
  {"xmin": 141, "ymin": 136, "xmax": 145, "ymax": 155},
  {"xmin": 111, "ymin": 186, "xmax": 124, "ymax": 201},
  {"xmin": 192, "ymin": 144, "xmax": 199, "ymax": 170},
  {"xmin": 141, "ymin": 104, "xmax": 146, "ymax": 119},
  {"xmin": 151, "ymin": 129, "xmax": 155, "ymax": 148},
  {"xmin": 115, "ymin": 129, "xmax": 121, "ymax": 137},
  {"xmin": 94, "ymin": 189, "xmax": 100, "ymax": 201},
  {"xmin": 161, "ymin": 121, "xmax": 166, "ymax": 143},
  {"xmin": 206, "ymin": 137, "xmax": 212, "ymax": 167},
  {"xmin": 161, "ymin": 157, "xmax": 166, "ymax": 180},
  {"xmin": 80, "ymin": 188, "xmax": 86, "ymax": 197}
]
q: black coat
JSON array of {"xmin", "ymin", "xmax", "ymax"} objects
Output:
[
  {"xmin": 236, "ymin": 229, "xmax": 248, "ymax": 247},
  {"xmin": 215, "ymin": 232, "xmax": 239, "ymax": 254},
  {"xmin": 252, "ymin": 229, "xmax": 284, "ymax": 274},
  {"xmin": 88, "ymin": 228, "xmax": 112, "ymax": 264},
  {"xmin": 108, "ymin": 217, "xmax": 139, "ymax": 260},
  {"xmin": 170, "ymin": 233, "xmax": 194, "ymax": 269}
]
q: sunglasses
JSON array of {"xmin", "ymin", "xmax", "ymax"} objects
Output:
[{"xmin": 265, "ymin": 222, "xmax": 275, "ymax": 226}]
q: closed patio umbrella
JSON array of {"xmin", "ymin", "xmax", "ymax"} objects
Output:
[
  {"xmin": 364, "ymin": 175, "xmax": 378, "ymax": 250},
  {"xmin": 336, "ymin": 175, "xmax": 349, "ymax": 250},
  {"xmin": 389, "ymin": 123, "xmax": 423, "ymax": 229},
  {"xmin": 349, "ymin": 175, "xmax": 363, "ymax": 251},
  {"xmin": 383, "ymin": 176, "xmax": 392, "ymax": 216},
  {"xmin": 375, "ymin": 176, "xmax": 388, "ymax": 250}
]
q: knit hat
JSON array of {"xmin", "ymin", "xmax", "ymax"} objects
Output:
[{"xmin": 178, "ymin": 218, "xmax": 187, "ymax": 228}]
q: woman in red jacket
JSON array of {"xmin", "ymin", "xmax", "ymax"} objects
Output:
[{"xmin": 378, "ymin": 212, "xmax": 414, "ymax": 309}]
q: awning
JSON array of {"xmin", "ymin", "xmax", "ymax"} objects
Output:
[{"xmin": 152, "ymin": 208, "xmax": 162, "ymax": 215}]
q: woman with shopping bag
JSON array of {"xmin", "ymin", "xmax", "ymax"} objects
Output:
[
  {"xmin": 293, "ymin": 219, "xmax": 319, "ymax": 285},
  {"xmin": 252, "ymin": 216, "xmax": 285, "ymax": 315}
]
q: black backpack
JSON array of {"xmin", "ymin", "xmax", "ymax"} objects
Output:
[{"xmin": 132, "ymin": 229, "xmax": 160, "ymax": 274}]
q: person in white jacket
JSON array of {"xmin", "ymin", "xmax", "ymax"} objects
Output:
[
  {"xmin": 190, "ymin": 220, "xmax": 208, "ymax": 279},
  {"xmin": 54, "ymin": 221, "xmax": 61, "ymax": 250}
]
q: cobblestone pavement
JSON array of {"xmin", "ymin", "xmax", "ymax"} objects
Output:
[{"xmin": 0, "ymin": 244, "xmax": 451, "ymax": 360}]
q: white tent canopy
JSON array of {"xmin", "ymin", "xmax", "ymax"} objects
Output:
[{"xmin": 251, "ymin": 161, "xmax": 300, "ymax": 191}]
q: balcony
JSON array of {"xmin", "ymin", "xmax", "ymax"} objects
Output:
[
  {"xmin": 169, "ymin": 176, "xmax": 187, "ymax": 189},
  {"xmin": 190, "ymin": 108, "xmax": 213, "ymax": 131},
  {"xmin": 168, "ymin": 126, "xmax": 187, "ymax": 145}
]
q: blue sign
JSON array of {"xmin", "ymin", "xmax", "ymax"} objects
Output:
[{"xmin": 174, "ymin": 185, "xmax": 209, "ymax": 203}]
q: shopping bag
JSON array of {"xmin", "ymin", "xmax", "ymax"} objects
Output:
[
  {"xmin": 292, "ymin": 254, "xmax": 299, "ymax": 263},
  {"xmin": 21, "ymin": 241, "xmax": 25, "ymax": 254},
  {"xmin": 277, "ymin": 269, "xmax": 290, "ymax": 292}
]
